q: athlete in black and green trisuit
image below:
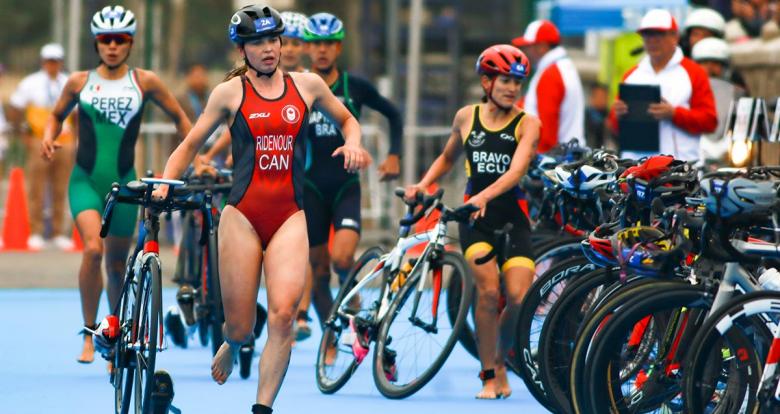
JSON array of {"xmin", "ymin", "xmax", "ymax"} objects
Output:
[
  {"xmin": 42, "ymin": 6, "xmax": 192, "ymax": 364},
  {"xmin": 300, "ymin": 13, "xmax": 403, "ymax": 336}
]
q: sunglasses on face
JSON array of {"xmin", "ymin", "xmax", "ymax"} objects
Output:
[{"xmin": 96, "ymin": 34, "xmax": 133, "ymax": 45}]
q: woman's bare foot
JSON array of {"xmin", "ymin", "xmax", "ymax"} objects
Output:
[
  {"xmin": 495, "ymin": 365, "xmax": 512, "ymax": 398},
  {"xmin": 475, "ymin": 378, "xmax": 501, "ymax": 399},
  {"xmin": 77, "ymin": 336, "xmax": 95, "ymax": 364},
  {"xmin": 324, "ymin": 342, "xmax": 338, "ymax": 366},
  {"xmin": 211, "ymin": 342, "xmax": 235, "ymax": 384}
]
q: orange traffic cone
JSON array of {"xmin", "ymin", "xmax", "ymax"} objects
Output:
[
  {"xmin": 69, "ymin": 225, "xmax": 84, "ymax": 252},
  {"xmin": 1, "ymin": 167, "xmax": 31, "ymax": 251}
]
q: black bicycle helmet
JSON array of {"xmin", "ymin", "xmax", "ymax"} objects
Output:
[{"xmin": 229, "ymin": 4, "xmax": 285, "ymax": 44}]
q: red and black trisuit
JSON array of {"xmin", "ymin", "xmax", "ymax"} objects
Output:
[{"xmin": 227, "ymin": 74, "xmax": 308, "ymax": 248}]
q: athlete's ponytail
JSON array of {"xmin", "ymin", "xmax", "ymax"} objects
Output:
[{"xmin": 223, "ymin": 63, "xmax": 248, "ymax": 81}]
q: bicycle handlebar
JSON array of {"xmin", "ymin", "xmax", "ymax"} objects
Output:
[
  {"xmin": 100, "ymin": 179, "xmax": 204, "ymax": 238},
  {"xmin": 181, "ymin": 171, "xmax": 234, "ymax": 194},
  {"xmin": 395, "ymin": 188, "xmax": 445, "ymax": 227}
]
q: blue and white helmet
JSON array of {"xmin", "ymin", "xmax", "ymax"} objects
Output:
[
  {"xmin": 91, "ymin": 6, "xmax": 136, "ymax": 36},
  {"xmin": 281, "ymin": 12, "xmax": 308, "ymax": 40},
  {"xmin": 555, "ymin": 155, "xmax": 619, "ymax": 198},
  {"xmin": 701, "ymin": 177, "xmax": 778, "ymax": 218},
  {"xmin": 303, "ymin": 12, "xmax": 345, "ymax": 41}
]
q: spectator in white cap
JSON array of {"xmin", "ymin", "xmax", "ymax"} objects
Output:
[
  {"xmin": 8, "ymin": 43, "xmax": 76, "ymax": 250},
  {"xmin": 610, "ymin": 9, "xmax": 717, "ymax": 161},
  {"xmin": 512, "ymin": 19, "xmax": 584, "ymax": 153},
  {"xmin": 692, "ymin": 37, "xmax": 744, "ymax": 163}
]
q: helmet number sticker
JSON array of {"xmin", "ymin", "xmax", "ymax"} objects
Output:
[{"xmin": 255, "ymin": 17, "xmax": 276, "ymax": 32}]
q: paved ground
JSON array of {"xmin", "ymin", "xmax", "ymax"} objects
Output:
[
  {"xmin": 0, "ymin": 247, "xmax": 180, "ymax": 288},
  {"xmin": 0, "ymin": 288, "xmax": 550, "ymax": 414},
  {"xmin": 0, "ymin": 231, "xmax": 393, "ymax": 288}
]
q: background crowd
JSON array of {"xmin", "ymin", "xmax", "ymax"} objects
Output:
[{"xmin": 0, "ymin": 0, "xmax": 776, "ymax": 250}]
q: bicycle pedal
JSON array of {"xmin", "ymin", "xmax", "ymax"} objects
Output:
[{"xmin": 150, "ymin": 370, "xmax": 174, "ymax": 414}]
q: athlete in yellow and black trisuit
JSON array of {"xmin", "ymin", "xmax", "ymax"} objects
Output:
[{"xmin": 406, "ymin": 44, "xmax": 540, "ymax": 400}]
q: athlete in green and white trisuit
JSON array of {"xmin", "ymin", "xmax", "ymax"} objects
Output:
[
  {"xmin": 70, "ymin": 68, "xmax": 145, "ymax": 236},
  {"xmin": 41, "ymin": 6, "xmax": 192, "ymax": 364}
]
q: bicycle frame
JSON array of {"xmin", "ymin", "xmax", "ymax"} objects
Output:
[
  {"xmin": 706, "ymin": 239, "xmax": 780, "ymax": 311},
  {"xmin": 338, "ymin": 218, "xmax": 448, "ymax": 325}
]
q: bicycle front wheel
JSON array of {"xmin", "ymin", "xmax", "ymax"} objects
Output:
[
  {"xmin": 114, "ymin": 263, "xmax": 137, "ymax": 414},
  {"xmin": 683, "ymin": 291, "xmax": 776, "ymax": 414},
  {"xmin": 315, "ymin": 246, "xmax": 385, "ymax": 394},
  {"xmin": 131, "ymin": 257, "xmax": 162, "ymax": 414},
  {"xmin": 206, "ymin": 215, "xmax": 224, "ymax": 356},
  {"xmin": 373, "ymin": 251, "xmax": 473, "ymax": 399}
]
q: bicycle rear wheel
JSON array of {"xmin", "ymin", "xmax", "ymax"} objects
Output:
[
  {"xmin": 373, "ymin": 251, "xmax": 473, "ymax": 399},
  {"xmin": 315, "ymin": 246, "xmax": 385, "ymax": 394}
]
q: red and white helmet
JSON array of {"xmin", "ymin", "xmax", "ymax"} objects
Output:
[{"xmin": 476, "ymin": 44, "xmax": 530, "ymax": 79}]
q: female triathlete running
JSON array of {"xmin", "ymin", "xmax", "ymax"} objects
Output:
[
  {"xmin": 406, "ymin": 44, "xmax": 540, "ymax": 399},
  {"xmin": 41, "ymin": 5, "xmax": 192, "ymax": 365},
  {"xmin": 155, "ymin": 5, "xmax": 370, "ymax": 413}
]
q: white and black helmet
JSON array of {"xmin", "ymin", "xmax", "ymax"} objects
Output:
[
  {"xmin": 684, "ymin": 8, "xmax": 726, "ymax": 37},
  {"xmin": 692, "ymin": 37, "xmax": 730, "ymax": 63},
  {"xmin": 91, "ymin": 6, "xmax": 136, "ymax": 36},
  {"xmin": 555, "ymin": 154, "xmax": 619, "ymax": 198}
]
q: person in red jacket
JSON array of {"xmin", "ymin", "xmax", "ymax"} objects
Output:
[
  {"xmin": 610, "ymin": 9, "xmax": 717, "ymax": 161},
  {"xmin": 512, "ymin": 19, "xmax": 584, "ymax": 153}
]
